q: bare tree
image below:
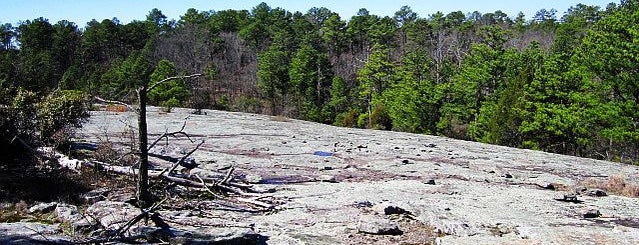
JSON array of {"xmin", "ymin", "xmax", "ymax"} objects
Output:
[{"xmin": 136, "ymin": 74, "xmax": 202, "ymax": 208}]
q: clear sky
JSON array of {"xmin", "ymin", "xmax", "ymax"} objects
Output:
[{"xmin": 1, "ymin": 0, "xmax": 617, "ymax": 28}]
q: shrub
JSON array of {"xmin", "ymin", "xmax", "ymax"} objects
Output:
[
  {"xmin": 232, "ymin": 95, "xmax": 263, "ymax": 114},
  {"xmin": 334, "ymin": 109, "xmax": 359, "ymax": 128},
  {"xmin": 160, "ymin": 97, "xmax": 180, "ymax": 113},
  {"xmin": 370, "ymin": 103, "xmax": 392, "ymax": 130},
  {"xmin": 357, "ymin": 113, "xmax": 369, "ymax": 129},
  {"xmin": 36, "ymin": 90, "xmax": 90, "ymax": 142},
  {"xmin": 214, "ymin": 95, "xmax": 230, "ymax": 111}
]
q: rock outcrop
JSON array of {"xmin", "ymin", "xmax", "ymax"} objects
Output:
[{"xmin": 17, "ymin": 107, "xmax": 636, "ymax": 244}]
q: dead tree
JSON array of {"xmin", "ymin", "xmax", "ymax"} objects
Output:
[{"xmin": 136, "ymin": 74, "xmax": 202, "ymax": 208}]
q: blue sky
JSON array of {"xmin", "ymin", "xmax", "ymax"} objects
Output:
[{"xmin": 1, "ymin": 0, "xmax": 617, "ymax": 27}]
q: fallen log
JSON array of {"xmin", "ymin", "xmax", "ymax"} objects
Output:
[{"xmin": 52, "ymin": 149, "xmax": 277, "ymax": 211}]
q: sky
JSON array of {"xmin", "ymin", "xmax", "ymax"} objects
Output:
[{"xmin": 1, "ymin": 0, "xmax": 618, "ymax": 28}]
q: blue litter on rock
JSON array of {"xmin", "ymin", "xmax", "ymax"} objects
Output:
[{"xmin": 313, "ymin": 151, "xmax": 333, "ymax": 157}]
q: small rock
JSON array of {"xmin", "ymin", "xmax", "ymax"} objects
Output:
[
  {"xmin": 86, "ymin": 201, "xmax": 139, "ymax": 230},
  {"xmin": 488, "ymin": 223, "xmax": 517, "ymax": 237},
  {"xmin": 353, "ymin": 201, "xmax": 373, "ymax": 208},
  {"xmin": 502, "ymin": 173, "xmax": 513, "ymax": 179},
  {"xmin": 425, "ymin": 143, "xmax": 437, "ymax": 148},
  {"xmin": 55, "ymin": 204, "xmax": 93, "ymax": 231},
  {"xmin": 252, "ymin": 185, "xmax": 276, "ymax": 193},
  {"xmin": 82, "ymin": 187, "xmax": 110, "ymax": 204},
  {"xmin": 394, "ymin": 147, "xmax": 400, "ymax": 150},
  {"xmin": 319, "ymin": 166, "xmax": 334, "ymax": 171},
  {"xmin": 28, "ymin": 202, "xmax": 58, "ymax": 214},
  {"xmin": 424, "ymin": 179, "xmax": 436, "ymax": 185},
  {"xmin": 244, "ymin": 174, "xmax": 263, "ymax": 184},
  {"xmin": 536, "ymin": 182, "xmax": 556, "ymax": 190},
  {"xmin": 168, "ymin": 227, "xmax": 264, "ymax": 244},
  {"xmin": 583, "ymin": 209, "xmax": 601, "ymax": 218},
  {"xmin": 574, "ymin": 186, "xmax": 588, "ymax": 194},
  {"xmin": 357, "ymin": 216, "xmax": 402, "ymax": 235},
  {"xmin": 555, "ymin": 193, "xmax": 582, "ymax": 203},
  {"xmin": 373, "ymin": 202, "xmax": 410, "ymax": 215},
  {"xmin": 317, "ymin": 175, "xmax": 337, "ymax": 183},
  {"xmin": 357, "ymin": 145, "xmax": 368, "ymax": 148},
  {"xmin": 401, "ymin": 159, "xmax": 410, "ymax": 164},
  {"xmin": 587, "ymin": 189, "xmax": 607, "ymax": 197}
]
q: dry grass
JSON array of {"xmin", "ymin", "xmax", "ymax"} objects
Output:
[
  {"xmin": 271, "ymin": 115, "xmax": 291, "ymax": 122},
  {"xmin": 105, "ymin": 104, "xmax": 127, "ymax": 112},
  {"xmin": 0, "ymin": 201, "xmax": 57, "ymax": 224},
  {"xmin": 579, "ymin": 175, "xmax": 639, "ymax": 197}
]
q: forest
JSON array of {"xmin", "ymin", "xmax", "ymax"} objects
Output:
[{"xmin": 1, "ymin": 0, "xmax": 638, "ymax": 165}]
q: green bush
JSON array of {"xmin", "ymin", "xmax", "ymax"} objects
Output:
[
  {"xmin": 36, "ymin": 90, "xmax": 90, "ymax": 142},
  {"xmin": 160, "ymin": 97, "xmax": 180, "ymax": 113},
  {"xmin": 232, "ymin": 95, "xmax": 263, "ymax": 114},
  {"xmin": 370, "ymin": 103, "xmax": 392, "ymax": 130},
  {"xmin": 357, "ymin": 113, "xmax": 369, "ymax": 129},
  {"xmin": 334, "ymin": 109, "xmax": 359, "ymax": 128},
  {"xmin": 214, "ymin": 95, "xmax": 230, "ymax": 111}
]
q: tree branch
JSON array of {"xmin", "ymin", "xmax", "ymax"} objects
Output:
[
  {"xmin": 147, "ymin": 74, "xmax": 203, "ymax": 93},
  {"xmin": 147, "ymin": 120, "xmax": 194, "ymax": 151},
  {"xmin": 94, "ymin": 96, "xmax": 134, "ymax": 110},
  {"xmin": 168, "ymin": 140, "xmax": 205, "ymax": 174}
]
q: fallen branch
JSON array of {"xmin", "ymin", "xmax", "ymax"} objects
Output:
[
  {"xmin": 112, "ymin": 198, "xmax": 168, "ymax": 239},
  {"xmin": 218, "ymin": 166, "xmax": 235, "ymax": 185},
  {"xmin": 168, "ymin": 140, "xmax": 205, "ymax": 174},
  {"xmin": 195, "ymin": 174, "xmax": 224, "ymax": 199},
  {"xmin": 148, "ymin": 120, "xmax": 194, "ymax": 151},
  {"xmin": 54, "ymin": 149, "xmax": 278, "ymax": 211}
]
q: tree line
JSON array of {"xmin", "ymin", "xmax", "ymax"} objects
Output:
[{"xmin": 1, "ymin": 1, "xmax": 638, "ymax": 164}]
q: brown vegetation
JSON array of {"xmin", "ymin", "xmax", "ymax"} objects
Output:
[{"xmin": 579, "ymin": 175, "xmax": 639, "ymax": 197}]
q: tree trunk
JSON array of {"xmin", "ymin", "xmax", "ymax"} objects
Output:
[{"xmin": 137, "ymin": 87, "xmax": 151, "ymax": 208}]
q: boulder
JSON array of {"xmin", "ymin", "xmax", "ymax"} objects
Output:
[
  {"xmin": 55, "ymin": 204, "xmax": 93, "ymax": 231},
  {"xmin": 317, "ymin": 175, "xmax": 337, "ymax": 183},
  {"xmin": 86, "ymin": 201, "xmax": 140, "ymax": 230},
  {"xmin": 583, "ymin": 209, "xmax": 601, "ymax": 219},
  {"xmin": 167, "ymin": 227, "xmax": 264, "ymax": 244},
  {"xmin": 0, "ymin": 222, "xmax": 71, "ymax": 244},
  {"xmin": 82, "ymin": 187, "xmax": 111, "ymax": 204},
  {"xmin": 357, "ymin": 216, "xmax": 402, "ymax": 235}
]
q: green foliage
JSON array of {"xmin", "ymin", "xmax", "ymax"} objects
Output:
[
  {"xmin": 100, "ymin": 50, "xmax": 151, "ymax": 100},
  {"xmin": 334, "ymin": 109, "xmax": 359, "ymax": 128},
  {"xmin": 257, "ymin": 44, "xmax": 290, "ymax": 114},
  {"xmin": 383, "ymin": 49, "xmax": 440, "ymax": 133},
  {"xmin": 357, "ymin": 44, "xmax": 395, "ymax": 117},
  {"xmin": 369, "ymin": 103, "xmax": 392, "ymax": 130},
  {"xmin": 289, "ymin": 43, "xmax": 332, "ymax": 122},
  {"xmin": 160, "ymin": 97, "xmax": 179, "ymax": 113},
  {"xmin": 36, "ymin": 90, "xmax": 90, "ymax": 141},
  {"xmin": 357, "ymin": 113, "xmax": 369, "ymax": 129},
  {"xmin": 232, "ymin": 95, "xmax": 263, "ymax": 114},
  {"xmin": 214, "ymin": 95, "xmax": 230, "ymax": 111},
  {"xmin": 148, "ymin": 60, "xmax": 190, "ymax": 106}
]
